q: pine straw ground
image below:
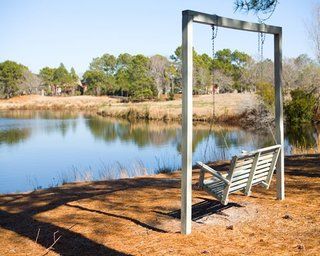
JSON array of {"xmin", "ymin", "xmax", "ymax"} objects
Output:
[{"xmin": 0, "ymin": 154, "xmax": 319, "ymax": 256}]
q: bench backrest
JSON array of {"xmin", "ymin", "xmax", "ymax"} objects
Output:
[
  {"xmin": 222, "ymin": 145, "xmax": 281, "ymax": 201},
  {"xmin": 251, "ymin": 145, "xmax": 281, "ymax": 188}
]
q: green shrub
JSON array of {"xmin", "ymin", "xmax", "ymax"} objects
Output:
[
  {"xmin": 256, "ymin": 81, "xmax": 275, "ymax": 110},
  {"xmin": 0, "ymin": 61, "xmax": 25, "ymax": 98},
  {"xmin": 168, "ymin": 91, "xmax": 175, "ymax": 101},
  {"xmin": 285, "ymin": 89, "xmax": 317, "ymax": 124}
]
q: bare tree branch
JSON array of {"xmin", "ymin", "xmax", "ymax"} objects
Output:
[
  {"xmin": 307, "ymin": 4, "xmax": 320, "ymax": 62},
  {"xmin": 35, "ymin": 228, "xmax": 41, "ymax": 243},
  {"xmin": 234, "ymin": 0, "xmax": 278, "ymax": 14},
  {"xmin": 40, "ymin": 223, "xmax": 77, "ymax": 256}
]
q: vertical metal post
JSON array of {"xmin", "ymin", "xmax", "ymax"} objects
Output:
[
  {"xmin": 274, "ymin": 30, "xmax": 285, "ymax": 200},
  {"xmin": 181, "ymin": 11, "xmax": 193, "ymax": 235}
]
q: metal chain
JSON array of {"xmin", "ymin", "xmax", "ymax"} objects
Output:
[
  {"xmin": 203, "ymin": 25, "xmax": 218, "ymax": 161},
  {"xmin": 211, "ymin": 25, "xmax": 218, "ymax": 59},
  {"xmin": 258, "ymin": 25, "xmax": 266, "ymax": 81},
  {"xmin": 260, "ymin": 32, "xmax": 266, "ymax": 62}
]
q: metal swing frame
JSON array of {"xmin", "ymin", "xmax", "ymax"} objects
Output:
[{"xmin": 181, "ymin": 10, "xmax": 284, "ymax": 235}]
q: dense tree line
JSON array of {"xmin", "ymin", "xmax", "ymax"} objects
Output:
[
  {"xmin": 0, "ymin": 61, "xmax": 41, "ymax": 98},
  {"xmin": 1, "ymin": 49, "xmax": 320, "ymax": 100},
  {"xmin": 82, "ymin": 53, "xmax": 159, "ymax": 100},
  {"xmin": 0, "ymin": 49, "xmax": 319, "ymax": 124},
  {"xmin": 39, "ymin": 64, "xmax": 80, "ymax": 96},
  {"xmin": 0, "ymin": 47, "xmax": 257, "ymax": 100}
]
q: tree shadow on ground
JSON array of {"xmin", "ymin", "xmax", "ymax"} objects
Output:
[
  {"xmin": 155, "ymin": 197, "xmax": 242, "ymax": 221},
  {"xmin": 65, "ymin": 203, "xmax": 167, "ymax": 233},
  {"xmin": 285, "ymin": 154, "xmax": 320, "ymax": 178},
  {"xmin": 0, "ymin": 177, "xmax": 179, "ymax": 255},
  {"xmin": 0, "ymin": 209, "xmax": 131, "ymax": 256}
]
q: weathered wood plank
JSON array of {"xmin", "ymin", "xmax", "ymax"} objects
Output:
[
  {"xmin": 256, "ymin": 162, "xmax": 272, "ymax": 170},
  {"xmin": 255, "ymin": 167, "xmax": 271, "ymax": 175},
  {"xmin": 221, "ymin": 156, "xmax": 238, "ymax": 205},
  {"xmin": 265, "ymin": 148, "xmax": 281, "ymax": 189},
  {"xmin": 258, "ymin": 154, "xmax": 274, "ymax": 161},
  {"xmin": 234, "ymin": 158, "xmax": 254, "ymax": 167},
  {"xmin": 234, "ymin": 163, "xmax": 254, "ymax": 171},
  {"xmin": 245, "ymin": 152, "xmax": 261, "ymax": 195},
  {"xmin": 233, "ymin": 168, "xmax": 252, "ymax": 177},
  {"xmin": 274, "ymin": 32, "xmax": 284, "ymax": 200},
  {"xmin": 183, "ymin": 10, "xmax": 281, "ymax": 34},
  {"xmin": 181, "ymin": 12, "xmax": 193, "ymax": 235},
  {"xmin": 197, "ymin": 162, "xmax": 230, "ymax": 184},
  {"xmin": 253, "ymin": 172, "xmax": 269, "ymax": 180},
  {"xmin": 231, "ymin": 177, "xmax": 250, "ymax": 187},
  {"xmin": 232, "ymin": 173, "xmax": 251, "ymax": 182},
  {"xmin": 229, "ymin": 183, "xmax": 248, "ymax": 193}
]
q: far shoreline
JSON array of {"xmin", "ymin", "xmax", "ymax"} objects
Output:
[{"xmin": 0, "ymin": 93, "xmax": 264, "ymax": 129}]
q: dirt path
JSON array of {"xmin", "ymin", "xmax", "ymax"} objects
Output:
[{"xmin": 0, "ymin": 154, "xmax": 319, "ymax": 255}]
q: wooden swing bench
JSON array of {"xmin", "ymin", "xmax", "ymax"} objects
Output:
[{"xmin": 197, "ymin": 145, "xmax": 281, "ymax": 205}]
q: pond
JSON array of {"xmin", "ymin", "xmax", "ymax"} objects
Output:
[{"xmin": 0, "ymin": 110, "xmax": 319, "ymax": 194}]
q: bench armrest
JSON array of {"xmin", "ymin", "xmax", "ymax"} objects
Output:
[{"xmin": 197, "ymin": 161, "xmax": 230, "ymax": 185}]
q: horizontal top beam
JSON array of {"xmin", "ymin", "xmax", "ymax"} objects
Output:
[{"xmin": 183, "ymin": 10, "xmax": 282, "ymax": 35}]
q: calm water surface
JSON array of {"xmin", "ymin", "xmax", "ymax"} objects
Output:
[{"xmin": 0, "ymin": 111, "xmax": 319, "ymax": 194}]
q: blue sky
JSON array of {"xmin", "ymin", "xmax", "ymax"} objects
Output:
[{"xmin": 0, "ymin": 0, "xmax": 316, "ymax": 74}]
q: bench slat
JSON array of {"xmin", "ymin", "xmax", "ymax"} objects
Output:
[
  {"xmin": 230, "ymin": 177, "xmax": 249, "ymax": 187},
  {"xmin": 233, "ymin": 168, "xmax": 252, "ymax": 178},
  {"xmin": 253, "ymin": 172, "xmax": 269, "ymax": 180},
  {"xmin": 256, "ymin": 158, "xmax": 273, "ymax": 166},
  {"xmin": 256, "ymin": 162, "xmax": 272, "ymax": 170},
  {"xmin": 255, "ymin": 167, "xmax": 271, "ymax": 175},
  {"xmin": 232, "ymin": 173, "xmax": 250, "ymax": 182},
  {"xmin": 252, "ymin": 176, "xmax": 269, "ymax": 185},
  {"xmin": 229, "ymin": 183, "xmax": 247, "ymax": 193},
  {"xmin": 234, "ymin": 163, "xmax": 253, "ymax": 171},
  {"xmin": 259, "ymin": 153, "xmax": 275, "ymax": 161},
  {"xmin": 234, "ymin": 158, "xmax": 254, "ymax": 167}
]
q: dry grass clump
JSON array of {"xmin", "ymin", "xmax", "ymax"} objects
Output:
[
  {"xmin": 0, "ymin": 93, "xmax": 259, "ymax": 127},
  {"xmin": 0, "ymin": 95, "xmax": 119, "ymax": 111},
  {"xmin": 98, "ymin": 93, "xmax": 258, "ymax": 123}
]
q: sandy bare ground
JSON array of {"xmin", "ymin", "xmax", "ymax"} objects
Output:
[
  {"xmin": 0, "ymin": 93, "xmax": 258, "ymax": 121},
  {"xmin": 0, "ymin": 154, "xmax": 319, "ymax": 255}
]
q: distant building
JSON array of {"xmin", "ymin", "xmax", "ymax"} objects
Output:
[
  {"xmin": 78, "ymin": 82, "xmax": 88, "ymax": 95},
  {"xmin": 212, "ymin": 84, "xmax": 219, "ymax": 94}
]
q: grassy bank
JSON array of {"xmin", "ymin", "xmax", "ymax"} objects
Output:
[
  {"xmin": 0, "ymin": 93, "xmax": 262, "ymax": 129},
  {"xmin": 0, "ymin": 95, "xmax": 119, "ymax": 111},
  {"xmin": 97, "ymin": 93, "xmax": 258, "ymax": 122},
  {"xmin": 0, "ymin": 93, "xmax": 258, "ymax": 120},
  {"xmin": 0, "ymin": 154, "xmax": 319, "ymax": 255}
]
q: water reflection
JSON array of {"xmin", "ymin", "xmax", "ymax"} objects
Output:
[
  {"xmin": 0, "ymin": 110, "xmax": 319, "ymax": 194},
  {"xmin": 86, "ymin": 117, "xmax": 178, "ymax": 148},
  {"xmin": 286, "ymin": 124, "xmax": 320, "ymax": 154},
  {"xmin": 0, "ymin": 110, "xmax": 79, "ymax": 142},
  {"xmin": 85, "ymin": 116, "xmax": 276, "ymax": 156},
  {"xmin": 1, "ymin": 110, "xmax": 319, "ymax": 153},
  {"xmin": 0, "ymin": 128, "xmax": 31, "ymax": 146},
  {"xmin": 0, "ymin": 110, "xmax": 79, "ymax": 119}
]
